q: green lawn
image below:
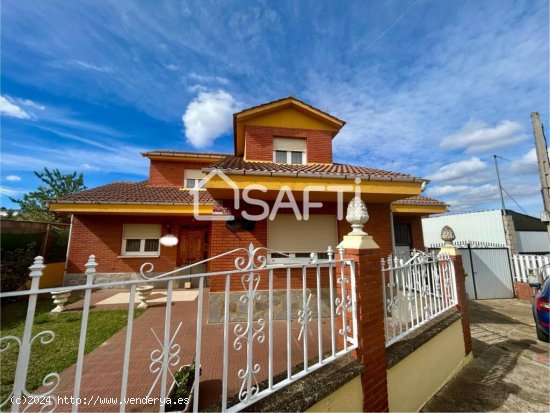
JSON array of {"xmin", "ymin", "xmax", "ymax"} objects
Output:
[{"xmin": 0, "ymin": 297, "xmax": 143, "ymax": 405}]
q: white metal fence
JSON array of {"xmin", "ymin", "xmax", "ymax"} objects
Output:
[
  {"xmin": 512, "ymin": 254, "xmax": 550, "ymax": 282},
  {"xmin": 0, "ymin": 243, "xmax": 357, "ymax": 413},
  {"xmin": 381, "ymin": 251, "xmax": 458, "ymax": 346}
]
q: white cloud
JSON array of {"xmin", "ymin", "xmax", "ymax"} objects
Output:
[
  {"xmin": 5, "ymin": 175, "xmax": 22, "ymax": 182},
  {"xmin": 428, "ymin": 157, "xmax": 488, "ymax": 182},
  {"xmin": 21, "ymin": 99, "xmax": 45, "ymax": 110},
  {"xmin": 188, "ymin": 73, "xmax": 229, "ymax": 85},
  {"xmin": 508, "ymin": 148, "xmax": 539, "ymax": 175},
  {"xmin": 0, "ymin": 187, "xmax": 22, "ymax": 197},
  {"xmin": 440, "ymin": 120, "xmax": 526, "ymax": 153},
  {"xmin": 519, "ymin": 147, "xmax": 537, "ymax": 167},
  {"xmin": 426, "ymin": 184, "xmax": 469, "ymax": 197},
  {"xmin": 80, "ymin": 163, "xmax": 101, "ymax": 171},
  {"xmin": 3, "ymin": 141, "xmax": 149, "ymax": 176},
  {"xmin": 182, "ymin": 90, "xmax": 239, "ymax": 148},
  {"xmin": 0, "ymin": 96, "xmax": 31, "ymax": 119},
  {"xmin": 63, "ymin": 60, "xmax": 114, "ymax": 73}
]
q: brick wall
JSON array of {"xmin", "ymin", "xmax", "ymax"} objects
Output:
[
  {"xmin": 148, "ymin": 160, "xmax": 212, "ymax": 187},
  {"xmin": 244, "ymin": 125, "xmax": 333, "ymax": 163},
  {"xmin": 452, "ymin": 255, "xmax": 473, "ymax": 355},
  {"xmin": 339, "ymin": 246, "xmax": 389, "ymax": 412},
  {"xmin": 66, "ymin": 215, "xmax": 201, "ymax": 276},
  {"xmin": 353, "ymin": 203, "xmax": 393, "ymax": 257},
  {"xmin": 513, "ymin": 281, "xmax": 534, "ymax": 301},
  {"xmin": 68, "ymin": 202, "xmax": 394, "ymax": 288}
]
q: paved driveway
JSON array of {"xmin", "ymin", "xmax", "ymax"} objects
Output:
[{"xmin": 423, "ymin": 299, "xmax": 550, "ymax": 412}]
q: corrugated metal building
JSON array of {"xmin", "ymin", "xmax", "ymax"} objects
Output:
[
  {"xmin": 422, "ymin": 209, "xmax": 549, "ymax": 254},
  {"xmin": 422, "ymin": 209, "xmax": 549, "ymax": 299},
  {"xmin": 422, "ymin": 210, "xmax": 506, "ymax": 246}
]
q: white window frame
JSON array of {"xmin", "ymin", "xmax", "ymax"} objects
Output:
[
  {"xmin": 272, "ymin": 150, "xmax": 306, "ymax": 165},
  {"xmin": 267, "ymin": 251, "xmax": 330, "ymax": 264},
  {"xmin": 185, "ymin": 178, "xmax": 206, "ymax": 189},
  {"xmin": 184, "ymin": 169, "xmax": 206, "ymax": 190},
  {"xmin": 121, "ymin": 224, "xmax": 161, "ymax": 257},
  {"xmin": 272, "ymin": 137, "xmax": 307, "ymax": 165}
]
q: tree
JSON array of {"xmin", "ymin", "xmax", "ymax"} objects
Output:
[
  {"xmin": 0, "ymin": 242, "xmax": 37, "ymax": 292},
  {"xmin": 10, "ymin": 168, "xmax": 86, "ymax": 223}
]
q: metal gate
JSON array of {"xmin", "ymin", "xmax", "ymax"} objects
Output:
[
  {"xmin": 429, "ymin": 243, "xmax": 515, "ymax": 299},
  {"xmin": 460, "ymin": 247, "xmax": 514, "ymax": 299}
]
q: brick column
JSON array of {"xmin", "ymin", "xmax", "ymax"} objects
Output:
[
  {"xmin": 339, "ymin": 233, "xmax": 389, "ymax": 412},
  {"xmin": 451, "ymin": 254, "xmax": 472, "ymax": 355},
  {"xmin": 439, "ymin": 227, "xmax": 472, "ymax": 356}
]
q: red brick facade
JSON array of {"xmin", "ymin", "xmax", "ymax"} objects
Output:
[
  {"xmin": 66, "ymin": 203, "xmax": 395, "ymax": 288},
  {"xmin": 244, "ymin": 125, "xmax": 333, "ymax": 163},
  {"xmin": 513, "ymin": 281, "xmax": 534, "ymax": 301},
  {"xmin": 341, "ymin": 247, "xmax": 389, "ymax": 412},
  {"xmin": 451, "ymin": 254, "xmax": 473, "ymax": 355},
  {"xmin": 67, "ymin": 215, "xmax": 201, "ymax": 275},
  {"xmin": 148, "ymin": 160, "xmax": 212, "ymax": 187}
]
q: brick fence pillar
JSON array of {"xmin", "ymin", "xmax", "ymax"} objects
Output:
[
  {"xmin": 439, "ymin": 226, "xmax": 472, "ymax": 356},
  {"xmin": 338, "ymin": 195, "xmax": 388, "ymax": 412}
]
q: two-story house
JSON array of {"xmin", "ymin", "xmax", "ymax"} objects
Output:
[{"xmin": 50, "ymin": 97, "xmax": 446, "ymax": 307}]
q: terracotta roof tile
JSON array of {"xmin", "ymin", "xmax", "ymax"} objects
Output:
[
  {"xmin": 206, "ymin": 156, "xmax": 419, "ymax": 181},
  {"xmin": 393, "ymin": 195, "xmax": 447, "ymax": 206},
  {"xmin": 52, "ymin": 181, "xmax": 214, "ymax": 205}
]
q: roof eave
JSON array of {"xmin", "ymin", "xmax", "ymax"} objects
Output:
[{"xmin": 202, "ymin": 167, "xmax": 421, "ymax": 183}]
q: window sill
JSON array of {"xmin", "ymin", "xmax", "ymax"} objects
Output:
[{"xmin": 117, "ymin": 255, "xmax": 161, "ymax": 259}]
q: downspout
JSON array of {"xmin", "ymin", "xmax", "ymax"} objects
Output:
[
  {"xmin": 389, "ymin": 206, "xmax": 396, "ymax": 256},
  {"xmin": 63, "ymin": 214, "xmax": 74, "ymax": 286}
]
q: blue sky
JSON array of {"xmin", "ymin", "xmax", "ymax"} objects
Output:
[{"xmin": 1, "ymin": 0, "xmax": 549, "ymax": 216}]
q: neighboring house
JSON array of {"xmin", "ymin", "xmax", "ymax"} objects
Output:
[{"xmin": 50, "ymin": 97, "xmax": 446, "ymax": 301}]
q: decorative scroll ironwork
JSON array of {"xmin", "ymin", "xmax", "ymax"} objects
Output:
[
  {"xmin": 382, "ymin": 250, "xmax": 457, "ymax": 346},
  {"xmin": 335, "ymin": 264, "xmax": 353, "ymax": 337},
  {"xmin": 1, "ymin": 244, "xmax": 359, "ymax": 413},
  {"xmin": 0, "ymin": 332, "xmax": 60, "ymax": 413},
  {"xmin": 297, "ymin": 289, "xmax": 313, "ymax": 341},
  {"xmin": 146, "ymin": 322, "xmax": 183, "ymax": 399}
]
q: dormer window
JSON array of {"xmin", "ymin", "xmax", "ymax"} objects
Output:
[
  {"xmin": 184, "ymin": 169, "xmax": 205, "ymax": 189},
  {"xmin": 273, "ymin": 137, "xmax": 306, "ymax": 165}
]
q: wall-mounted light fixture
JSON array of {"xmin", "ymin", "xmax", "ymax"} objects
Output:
[{"xmin": 160, "ymin": 223, "xmax": 178, "ymax": 247}]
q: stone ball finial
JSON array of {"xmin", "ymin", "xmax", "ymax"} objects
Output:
[
  {"xmin": 440, "ymin": 225, "xmax": 456, "ymax": 246},
  {"xmin": 346, "ymin": 194, "xmax": 369, "ymax": 236}
]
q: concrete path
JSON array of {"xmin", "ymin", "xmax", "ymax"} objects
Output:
[{"xmin": 423, "ymin": 299, "xmax": 550, "ymax": 412}]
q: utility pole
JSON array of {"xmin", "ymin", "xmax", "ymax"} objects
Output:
[{"xmin": 531, "ymin": 112, "xmax": 550, "ymax": 240}]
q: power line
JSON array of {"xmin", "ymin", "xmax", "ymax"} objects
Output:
[
  {"xmin": 501, "ymin": 186, "xmax": 529, "ymax": 215},
  {"xmin": 494, "ymin": 155, "xmax": 538, "ymax": 172}
]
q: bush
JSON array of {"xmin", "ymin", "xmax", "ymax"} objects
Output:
[
  {"xmin": 0, "ymin": 242, "xmax": 37, "ymax": 292},
  {"xmin": 174, "ymin": 363, "xmax": 195, "ymax": 399}
]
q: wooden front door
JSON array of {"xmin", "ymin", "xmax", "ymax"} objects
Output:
[{"xmin": 178, "ymin": 228, "xmax": 206, "ymax": 266}]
